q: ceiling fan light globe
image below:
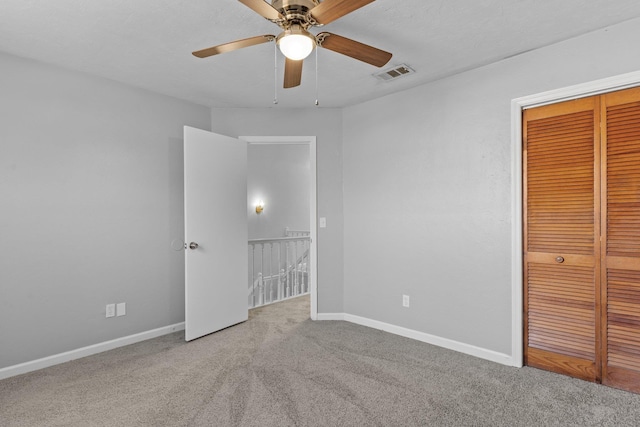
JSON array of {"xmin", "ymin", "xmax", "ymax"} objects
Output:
[{"xmin": 278, "ymin": 34, "xmax": 315, "ymax": 60}]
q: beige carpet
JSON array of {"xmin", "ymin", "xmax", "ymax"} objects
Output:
[{"xmin": 2, "ymin": 295, "xmax": 640, "ymax": 426}]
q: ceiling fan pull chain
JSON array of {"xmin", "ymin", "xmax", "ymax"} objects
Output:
[
  {"xmin": 315, "ymin": 47, "xmax": 319, "ymax": 106},
  {"xmin": 273, "ymin": 42, "xmax": 278, "ymax": 105}
]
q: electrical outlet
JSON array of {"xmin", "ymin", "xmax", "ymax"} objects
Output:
[
  {"xmin": 116, "ymin": 302, "xmax": 126, "ymax": 317},
  {"xmin": 402, "ymin": 295, "xmax": 410, "ymax": 308},
  {"xmin": 106, "ymin": 304, "xmax": 115, "ymax": 318}
]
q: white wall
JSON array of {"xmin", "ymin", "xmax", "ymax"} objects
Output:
[
  {"xmin": 0, "ymin": 53, "xmax": 211, "ymax": 369},
  {"xmin": 211, "ymin": 108, "xmax": 344, "ymax": 314},
  {"xmin": 247, "ymin": 144, "xmax": 310, "ymax": 239},
  {"xmin": 342, "ymin": 17, "xmax": 640, "ymax": 358}
]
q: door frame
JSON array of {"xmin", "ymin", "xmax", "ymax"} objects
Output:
[
  {"xmin": 240, "ymin": 135, "xmax": 318, "ymax": 321},
  {"xmin": 510, "ymin": 70, "xmax": 640, "ymax": 367}
]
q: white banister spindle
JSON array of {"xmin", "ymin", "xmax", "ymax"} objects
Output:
[
  {"xmin": 251, "ymin": 244, "xmax": 256, "ymax": 307},
  {"xmin": 277, "ymin": 242, "xmax": 282, "ymax": 300},
  {"xmin": 257, "ymin": 272, "xmax": 263, "ymax": 306},
  {"xmin": 294, "ymin": 241, "xmax": 299, "ymax": 295},
  {"xmin": 304, "ymin": 239, "xmax": 309, "ymax": 292},
  {"xmin": 286, "ymin": 241, "xmax": 291, "ymax": 298},
  {"xmin": 262, "ymin": 244, "xmax": 266, "ymax": 305},
  {"xmin": 280, "ymin": 268, "xmax": 285, "ymax": 299},
  {"xmin": 286, "ymin": 241, "xmax": 290, "ymax": 297},
  {"xmin": 268, "ymin": 243, "xmax": 274, "ymax": 303}
]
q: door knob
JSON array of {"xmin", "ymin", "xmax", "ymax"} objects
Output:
[
  {"xmin": 188, "ymin": 242, "xmax": 199, "ymax": 250},
  {"xmin": 555, "ymin": 256, "xmax": 565, "ymax": 263}
]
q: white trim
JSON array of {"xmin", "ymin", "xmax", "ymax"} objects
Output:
[
  {"xmin": 245, "ymin": 141, "xmax": 310, "ymax": 145},
  {"xmin": 0, "ymin": 323, "xmax": 185, "ymax": 380},
  {"xmin": 513, "ymin": 70, "xmax": 640, "ymax": 110},
  {"xmin": 510, "ymin": 98, "xmax": 524, "ymax": 368},
  {"xmin": 309, "ymin": 137, "xmax": 317, "ymax": 321},
  {"xmin": 240, "ymin": 136, "xmax": 318, "ymax": 321},
  {"xmin": 511, "ymin": 70, "xmax": 640, "ymax": 369},
  {"xmin": 316, "ymin": 313, "xmax": 345, "ymax": 321},
  {"xmin": 319, "ymin": 313, "xmax": 512, "ymax": 365}
]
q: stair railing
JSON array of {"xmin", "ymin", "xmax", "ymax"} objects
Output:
[{"xmin": 248, "ymin": 234, "xmax": 310, "ymax": 309}]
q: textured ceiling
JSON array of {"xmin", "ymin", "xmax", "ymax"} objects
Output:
[{"xmin": 2, "ymin": 0, "xmax": 640, "ymax": 108}]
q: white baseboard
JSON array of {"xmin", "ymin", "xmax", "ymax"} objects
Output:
[
  {"xmin": 316, "ymin": 313, "xmax": 345, "ymax": 321},
  {"xmin": 317, "ymin": 312, "xmax": 514, "ymax": 366},
  {"xmin": 0, "ymin": 322, "xmax": 185, "ymax": 381},
  {"xmin": 3, "ymin": 312, "xmax": 516, "ymax": 381}
]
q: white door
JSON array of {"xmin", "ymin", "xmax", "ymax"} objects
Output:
[{"xmin": 184, "ymin": 126, "xmax": 248, "ymax": 341}]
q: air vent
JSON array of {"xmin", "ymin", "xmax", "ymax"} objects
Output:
[{"xmin": 374, "ymin": 64, "xmax": 415, "ymax": 81}]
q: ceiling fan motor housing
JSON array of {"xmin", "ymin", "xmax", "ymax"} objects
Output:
[{"xmin": 271, "ymin": 0, "xmax": 320, "ymax": 28}]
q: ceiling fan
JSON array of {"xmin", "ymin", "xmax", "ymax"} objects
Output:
[{"xmin": 192, "ymin": 0, "xmax": 393, "ymax": 89}]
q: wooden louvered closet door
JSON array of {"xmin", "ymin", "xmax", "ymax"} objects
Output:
[
  {"xmin": 523, "ymin": 97, "xmax": 601, "ymax": 382},
  {"xmin": 524, "ymin": 86, "xmax": 640, "ymax": 394},
  {"xmin": 601, "ymin": 87, "xmax": 640, "ymax": 393}
]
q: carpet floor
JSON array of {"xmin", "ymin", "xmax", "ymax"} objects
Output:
[{"xmin": 2, "ymin": 295, "xmax": 640, "ymax": 426}]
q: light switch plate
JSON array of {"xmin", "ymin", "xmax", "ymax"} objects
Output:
[
  {"xmin": 319, "ymin": 217, "xmax": 327, "ymax": 228},
  {"xmin": 402, "ymin": 295, "xmax": 410, "ymax": 308}
]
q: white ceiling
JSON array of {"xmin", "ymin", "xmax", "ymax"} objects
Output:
[{"xmin": 2, "ymin": 0, "xmax": 640, "ymax": 109}]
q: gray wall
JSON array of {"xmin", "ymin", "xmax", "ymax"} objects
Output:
[
  {"xmin": 211, "ymin": 108, "xmax": 344, "ymax": 314},
  {"xmin": 342, "ymin": 17, "xmax": 640, "ymax": 356},
  {"xmin": 0, "ymin": 53, "xmax": 211, "ymax": 368},
  {"xmin": 247, "ymin": 144, "xmax": 310, "ymax": 239}
]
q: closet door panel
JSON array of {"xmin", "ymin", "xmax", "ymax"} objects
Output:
[
  {"xmin": 524, "ymin": 98, "xmax": 600, "ymax": 381},
  {"xmin": 526, "ymin": 260, "xmax": 597, "ymax": 381},
  {"xmin": 602, "ymin": 87, "xmax": 640, "ymax": 393}
]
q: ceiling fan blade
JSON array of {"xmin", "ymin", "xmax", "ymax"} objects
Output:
[
  {"xmin": 192, "ymin": 35, "xmax": 275, "ymax": 58},
  {"xmin": 317, "ymin": 32, "xmax": 392, "ymax": 67},
  {"xmin": 284, "ymin": 58, "xmax": 303, "ymax": 88},
  {"xmin": 309, "ymin": 0, "xmax": 374, "ymax": 25},
  {"xmin": 238, "ymin": 0, "xmax": 284, "ymax": 21}
]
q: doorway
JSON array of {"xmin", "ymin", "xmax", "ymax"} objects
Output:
[{"xmin": 240, "ymin": 136, "xmax": 318, "ymax": 321}]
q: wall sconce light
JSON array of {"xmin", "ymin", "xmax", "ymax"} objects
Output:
[{"xmin": 255, "ymin": 200, "xmax": 264, "ymax": 214}]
